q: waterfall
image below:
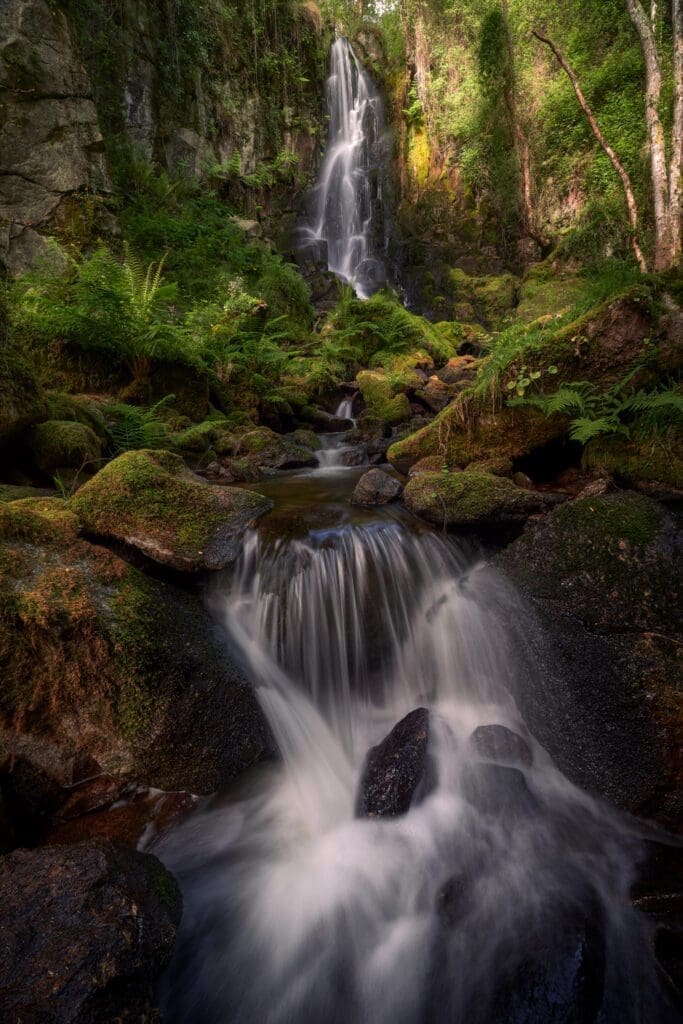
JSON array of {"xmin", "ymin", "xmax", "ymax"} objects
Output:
[
  {"xmin": 298, "ymin": 37, "xmax": 389, "ymax": 298},
  {"xmin": 156, "ymin": 521, "xmax": 675, "ymax": 1024}
]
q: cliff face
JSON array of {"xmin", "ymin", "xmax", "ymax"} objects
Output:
[
  {"xmin": 0, "ymin": 0, "xmax": 330, "ymax": 273},
  {"xmin": 0, "ymin": 0, "xmax": 111, "ymax": 273}
]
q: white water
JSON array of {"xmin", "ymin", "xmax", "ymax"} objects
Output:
[
  {"xmin": 298, "ymin": 37, "xmax": 388, "ymax": 298},
  {"xmin": 316, "ymin": 395, "xmax": 363, "ymax": 470},
  {"xmin": 156, "ymin": 520, "xmax": 675, "ymax": 1024}
]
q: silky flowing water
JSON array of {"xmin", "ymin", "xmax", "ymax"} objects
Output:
[
  {"xmin": 154, "ymin": 457, "xmax": 677, "ymax": 1024},
  {"xmin": 297, "ymin": 37, "xmax": 389, "ymax": 297}
]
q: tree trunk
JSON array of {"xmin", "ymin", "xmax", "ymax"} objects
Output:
[
  {"xmin": 669, "ymin": 0, "xmax": 683, "ymax": 263},
  {"xmin": 624, "ymin": 0, "xmax": 673, "ymax": 269},
  {"xmin": 532, "ymin": 30, "xmax": 648, "ymax": 272}
]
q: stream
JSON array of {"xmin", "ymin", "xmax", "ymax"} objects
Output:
[{"xmin": 153, "ymin": 433, "xmax": 678, "ymax": 1024}]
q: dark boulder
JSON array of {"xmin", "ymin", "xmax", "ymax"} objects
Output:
[
  {"xmin": 469, "ymin": 724, "xmax": 533, "ymax": 768},
  {"xmin": 0, "ymin": 839, "xmax": 181, "ymax": 1023},
  {"xmin": 351, "ymin": 468, "xmax": 403, "ymax": 506},
  {"xmin": 461, "ymin": 762, "xmax": 537, "ymax": 818},
  {"xmin": 494, "ymin": 491, "xmax": 682, "ymax": 829},
  {"xmin": 356, "ymin": 708, "xmax": 435, "ymax": 817}
]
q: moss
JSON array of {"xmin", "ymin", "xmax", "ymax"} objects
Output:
[
  {"xmin": 403, "ymin": 469, "xmax": 547, "ymax": 525},
  {"xmin": 0, "ymin": 347, "xmax": 47, "ymax": 441},
  {"xmin": 441, "ymin": 269, "xmax": 519, "ymax": 327},
  {"xmin": 28, "ymin": 421, "xmax": 102, "ymax": 474},
  {"xmin": 583, "ymin": 436, "xmax": 683, "ymax": 489},
  {"xmin": 0, "ymin": 485, "xmax": 55, "ymax": 503},
  {"xmin": 10, "ymin": 497, "xmax": 79, "ymax": 531},
  {"xmin": 357, "ymin": 370, "xmax": 412, "ymax": 426},
  {"xmin": 388, "ymin": 400, "xmax": 565, "ymax": 473},
  {"xmin": 516, "ymin": 273, "xmax": 593, "ymax": 324},
  {"xmin": 67, "ymin": 449, "xmax": 271, "ymax": 570},
  {"xmin": 549, "ymin": 491, "xmax": 664, "ymax": 553},
  {"xmin": 289, "ymin": 429, "xmax": 321, "ymax": 451},
  {"xmin": 172, "ymin": 421, "xmax": 221, "ymax": 453},
  {"xmin": 45, "ymin": 393, "xmax": 108, "ymax": 439}
]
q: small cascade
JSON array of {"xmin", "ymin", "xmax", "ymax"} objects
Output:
[
  {"xmin": 298, "ymin": 37, "xmax": 389, "ymax": 298},
  {"xmin": 316, "ymin": 395, "xmax": 363, "ymax": 470},
  {"xmin": 157, "ymin": 521, "xmax": 674, "ymax": 1024}
]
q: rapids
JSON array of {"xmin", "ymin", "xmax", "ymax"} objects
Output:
[{"xmin": 154, "ymin": 460, "xmax": 678, "ymax": 1024}]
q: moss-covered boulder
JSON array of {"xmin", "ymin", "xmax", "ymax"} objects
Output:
[
  {"xmin": 219, "ymin": 427, "xmax": 319, "ymax": 472},
  {"xmin": 495, "ymin": 492, "xmax": 682, "ymax": 828},
  {"xmin": 0, "ymin": 347, "xmax": 47, "ymax": 442},
  {"xmin": 442, "ymin": 269, "xmax": 519, "ymax": 327},
  {"xmin": 0, "ymin": 502, "xmax": 267, "ymax": 793},
  {"xmin": 388, "ymin": 404, "xmax": 564, "ymax": 475},
  {"xmin": 403, "ymin": 470, "xmax": 557, "ymax": 526},
  {"xmin": 515, "ymin": 271, "xmax": 592, "ymax": 323},
  {"xmin": 44, "ymin": 392, "xmax": 109, "ymax": 439},
  {"xmin": 0, "ymin": 484, "xmax": 55, "ymax": 502},
  {"xmin": 583, "ymin": 435, "xmax": 683, "ymax": 492},
  {"xmin": 69, "ymin": 450, "xmax": 272, "ymax": 571},
  {"xmin": 28, "ymin": 420, "xmax": 103, "ymax": 475},
  {"xmin": 357, "ymin": 370, "xmax": 412, "ymax": 427}
]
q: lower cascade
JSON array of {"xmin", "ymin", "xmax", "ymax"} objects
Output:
[
  {"xmin": 156, "ymin": 519, "xmax": 674, "ymax": 1024},
  {"xmin": 297, "ymin": 37, "xmax": 389, "ymax": 298}
]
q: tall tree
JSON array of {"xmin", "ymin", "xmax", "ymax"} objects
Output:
[
  {"xmin": 624, "ymin": 0, "xmax": 682, "ymax": 270},
  {"xmin": 534, "ymin": 1, "xmax": 682, "ymax": 271},
  {"xmin": 532, "ymin": 29, "xmax": 648, "ymax": 272}
]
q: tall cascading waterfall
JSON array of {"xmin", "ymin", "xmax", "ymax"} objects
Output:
[
  {"xmin": 156, "ymin": 521, "xmax": 677, "ymax": 1024},
  {"xmin": 297, "ymin": 37, "xmax": 389, "ymax": 298}
]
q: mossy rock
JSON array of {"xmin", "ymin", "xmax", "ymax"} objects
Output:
[
  {"xmin": 494, "ymin": 492, "xmax": 681, "ymax": 826},
  {"xmin": 28, "ymin": 420, "xmax": 103, "ymax": 475},
  {"xmin": 583, "ymin": 436, "xmax": 683, "ymax": 491},
  {"xmin": 68, "ymin": 450, "xmax": 272, "ymax": 571},
  {"xmin": 403, "ymin": 470, "xmax": 555, "ymax": 526},
  {"xmin": 288, "ymin": 428, "xmax": 321, "ymax": 451},
  {"xmin": 0, "ymin": 347, "xmax": 47, "ymax": 442},
  {"xmin": 357, "ymin": 370, "xmax": 412, "ymax": 427},
  {"xmin": 172, "ymin": 421, "xmax": 223, "ymax": 454},
  {"xmin": 0, "ymin": 502, "xmax": 267, "ymax": 793},
  {"xmin": 227, "ymin": 427, "xmax": 318, "ymax": 470},
  {"xmin": 0, "ymin": 485, "xmax": 55, "ymax": 503},
  {"xmin": 443, "ymin": 269, "xmax": 519, "ymax": 328},
  {"xmin": 388, "ymin": 403, "xmax": 565, "ymax": 474},
  {"xmin": 44, "ymin": 393, "xmax": 109, "ymax": 439},
  {"xmin": 10, "ymin": 497, "xmax": 79, "ymax": 531}
]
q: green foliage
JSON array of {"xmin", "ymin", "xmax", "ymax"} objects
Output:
[
  {"xmin": 105, "ymin": 398, "xmax": 175, "ymax": 455},
  {"xmin": 510, "ymin": 379, "xmax": 683, "ymax": 445},
  {"xmin": 12, "ymin": 246, "xmax": 189, "ymax": 378}
]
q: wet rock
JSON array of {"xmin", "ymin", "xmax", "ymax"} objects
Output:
[
  {"xmin": 68, "ymin": 449, "xmax": 272, "ymax": 571},
  {"xmin": 301, "ymin": 406, "xmax": 354, "ymax": 432},
  {"xmin": 0, "ymin": 500, "xmax": 268, "ymax": 793},
  {"xmin": 414, "ymin": 376, "xmax": 462, "ymax": 413},
  {"xmin": 340, "ymin": 447, "xmax": 367, "ymax": 467},
  {"xmin": 357, "ymin": 369, "xmax": 412, "ymax": 427},
  {"xmin": 435, "ymin": 873, "xmax": 470, "ymax": 927},
  {"xmin": 437, "ymin": 354, "xmax": 479, "ymax": 385},
  {"xmin": 403, "ymin": 470, "xmax": 560, "ymax": 527},
  {"xmin": 356, "ymin": 708, "xmax": 435, "ymax": 818},
  {"xmin": 351, "ymin": 469, "xmax": 403, "ymax": 506},
  {"xmin": 46, "ymin": 785, "xmax": 197, "ymax": 848},
  {"xmin": 490, "ymin": 895, "xmax": 606, "ymax": 1024},
  {"xmin": 495, "ymin": 491, "xmax": 683, "ymax": 828},
  {"xmin": 469, "ymin": 724, "xmax": 533, "ymax": 768},
  {"xmin": 631, "ymin": 839, "xmax": 683, "ymax": 1006},
  {"xmin": 461, "ymin": 762, "xmax": 537, "ymax": 817},
  {"xmin": 0, "ymin": 839, "xmax": 180, "ymax": 1022}
]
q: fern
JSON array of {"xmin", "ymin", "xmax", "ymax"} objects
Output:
[{"xmin": 106, "ymin": 396, "xmax": 175, "ymax": 454}]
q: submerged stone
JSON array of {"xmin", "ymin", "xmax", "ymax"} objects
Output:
[{"xmin": 469, "ymin": 724, "xmax": 533, "ymax": 768}]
